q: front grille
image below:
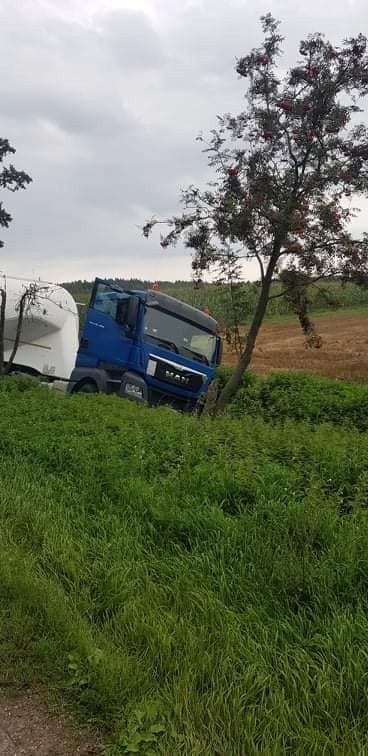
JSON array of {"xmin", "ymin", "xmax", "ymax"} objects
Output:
[{"xmin": 153, "ymin": 358, "xmax": 204, "ymax": 392}]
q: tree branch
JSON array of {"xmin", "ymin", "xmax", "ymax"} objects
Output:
[
  {"xmin": 2, "ymin": 286, "xmax": 40, "ymax": 375},
  {"xmin": 254, "ymin": 251, "xmax": 265, "ymax": 283},
  {"xmin": 268, "ymin": 271, "xmax": 338, "ymax": 300}
]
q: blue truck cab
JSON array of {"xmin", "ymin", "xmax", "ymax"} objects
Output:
[{"xmin": 68, "ymin": 278, "xmax": 222, "ymax": 411}]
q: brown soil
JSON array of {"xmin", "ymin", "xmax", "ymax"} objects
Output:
[
  {"xmin": 0, "ymin": 691, "xmax": 102, "ymax": 756},
  {"xmin": 223, "ymin": 312, "xmax": 368, "ymax": 382}
]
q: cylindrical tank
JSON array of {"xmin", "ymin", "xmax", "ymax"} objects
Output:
[{"xmin": 2, "ymin": 275, "xmax": 79, "ymax": 380}]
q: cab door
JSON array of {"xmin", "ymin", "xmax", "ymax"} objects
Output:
[{"xmin": 77, "ymin": 281, "xmax": 132, "ymax": 368}]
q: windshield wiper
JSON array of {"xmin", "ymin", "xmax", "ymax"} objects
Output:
[
  {"xmin": 147, "ymin": 334, "xmax": 179, "ymax": 353},
  {"xmin": 181, "ymin": 346, "xmax": 209, "ymax": 365}
]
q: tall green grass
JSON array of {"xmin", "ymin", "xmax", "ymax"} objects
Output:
[
  {"xmin": 217, "ymin": 368, "xmax": 368, "ymax": 430},
  {"xmin": 2, "ymin": 378, "xmax": 368, "ymax": 753}
]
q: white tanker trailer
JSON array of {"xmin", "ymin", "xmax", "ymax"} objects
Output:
[{"xmin": 2, "ymin": 275, "xmax": 79, "ymax": 380}]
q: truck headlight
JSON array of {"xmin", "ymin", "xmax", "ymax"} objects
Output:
[{"xmin": 124, "ymin": 382, "xmax": 144, "ymax": 399}]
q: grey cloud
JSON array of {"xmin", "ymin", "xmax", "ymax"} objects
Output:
[
  {"xmin": 162, "ymin": 0, "xmax": 368, "ymax": 79},
  {"xmin": 1, "ymin": 0, "xmax": 368, "ymax": 282},
  {"xmin": 2, "ymin": 89, "xmax": 136, "ymax": 137},
  {"xmin": 1, "ymin": 4, "xmax": 142, "ymax": 138},
  {"xmin": 97, "ymin": 9, "xmax": 165, "ymax": 69}
]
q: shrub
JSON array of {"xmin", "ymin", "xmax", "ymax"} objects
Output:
[{"xmin": 228, "ymin": 370, "xmax": 368, "ymax": 430}]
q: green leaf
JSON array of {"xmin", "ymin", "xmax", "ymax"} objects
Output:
[{"xmin": 149, "ymin": 724, "xmax": 165, "ymax": 734}]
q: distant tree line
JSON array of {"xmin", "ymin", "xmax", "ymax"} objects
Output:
[{"xmin": 63, "ymin": 277, "xmax": 368, "ymax": 336}]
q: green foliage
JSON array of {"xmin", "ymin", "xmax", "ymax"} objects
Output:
[
  {"xmin": 226, "ymin": 370, "xmax": 368, "ymax": 430},
  {"xmin": 3, "ymin": 378, "xmax": 368, "ymax": 751},
  {"xmin": 105, "ymin": 703, "xmax": 165, "ymax": 755},
  {"xmin": 67, "ymin": 649, "xmax": 104, "ymax": 691}
]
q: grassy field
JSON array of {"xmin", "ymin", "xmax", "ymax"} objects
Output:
[{"xmin": 2, "ymin": 376, "xmax": 368, "ymax": 753}]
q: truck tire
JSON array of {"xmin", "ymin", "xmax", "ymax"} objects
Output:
[{"xmin": 74, "ymin": 380, "xmax": 99, "ymax": 394}]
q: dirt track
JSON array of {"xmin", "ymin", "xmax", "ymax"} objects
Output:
[
  {"xmin": 223, "ymin": 312, "xmax": 368, "ymax": 381},
  {"xmin": 0, "ymin": 692, "xmax": 101, "ymax": 755}
]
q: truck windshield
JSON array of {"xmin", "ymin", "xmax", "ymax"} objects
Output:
[{"xmin": 144, "ymin": 306, "xmax": 216, "ymax": 365}]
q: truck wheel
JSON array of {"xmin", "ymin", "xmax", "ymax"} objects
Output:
[{"xmin": 75, "ymin": 380, "xmax": 98, "ymax": 394}]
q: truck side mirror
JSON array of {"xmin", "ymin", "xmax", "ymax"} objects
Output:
[
  {"xmin": 116, "ymin": 295, "xmax": 139, "ymax": 334},
  {"xmin": 126, "ymin": 295, "xmax": 140, "ymax": 332},
  {"xmin": 216, "ymin": 337, "xmax": 223, "ymax": 366}
]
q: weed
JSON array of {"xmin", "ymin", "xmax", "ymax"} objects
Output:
[{"xmin": 105, "ymin": 703, "xmax": 165, "ymax": 755}]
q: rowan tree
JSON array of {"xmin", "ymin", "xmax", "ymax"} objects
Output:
[{"xmin": 144, "ymin": 15, "xmax": 368, "ymax": 411}]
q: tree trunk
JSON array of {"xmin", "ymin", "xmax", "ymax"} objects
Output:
[
  {"xmin": 3, "ymin": 291, "xmax": 28, "ymax": 375},
  {"xmin": 201, "ymin": 378, "xmax": 220, "ymax": 418},
  {"xmin": 293, "ymin": 298, "xmax": 322, "ymax": 349},
  {"xmin": 0, "ymin": 288, "xmax": 6, "ymax": 376},
  {"xmin": 216, "ymin": 254, "xmax": 278, "ymax": 413}
]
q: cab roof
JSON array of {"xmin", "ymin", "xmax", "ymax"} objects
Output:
[
  {"xmin": 96, "ymin": 278, "xmax": 218, "ymax": 334},
  {"xmin": 145, "ymin": 289, "xmax": 218, "ymax": 334}
]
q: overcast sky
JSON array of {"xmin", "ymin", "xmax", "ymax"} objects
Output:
[{"xmin": 1, "ymin": 0, "xmax": 368, "ymax": 283}]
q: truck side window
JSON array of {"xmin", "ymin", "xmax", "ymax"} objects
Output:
[
  {"xmin": 93, "ymin": 283, "xmax": 119, "ymax": 319},
  {"xmin": 116, "ymin": 299, "xmax": 129, "ymax": 325}
]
